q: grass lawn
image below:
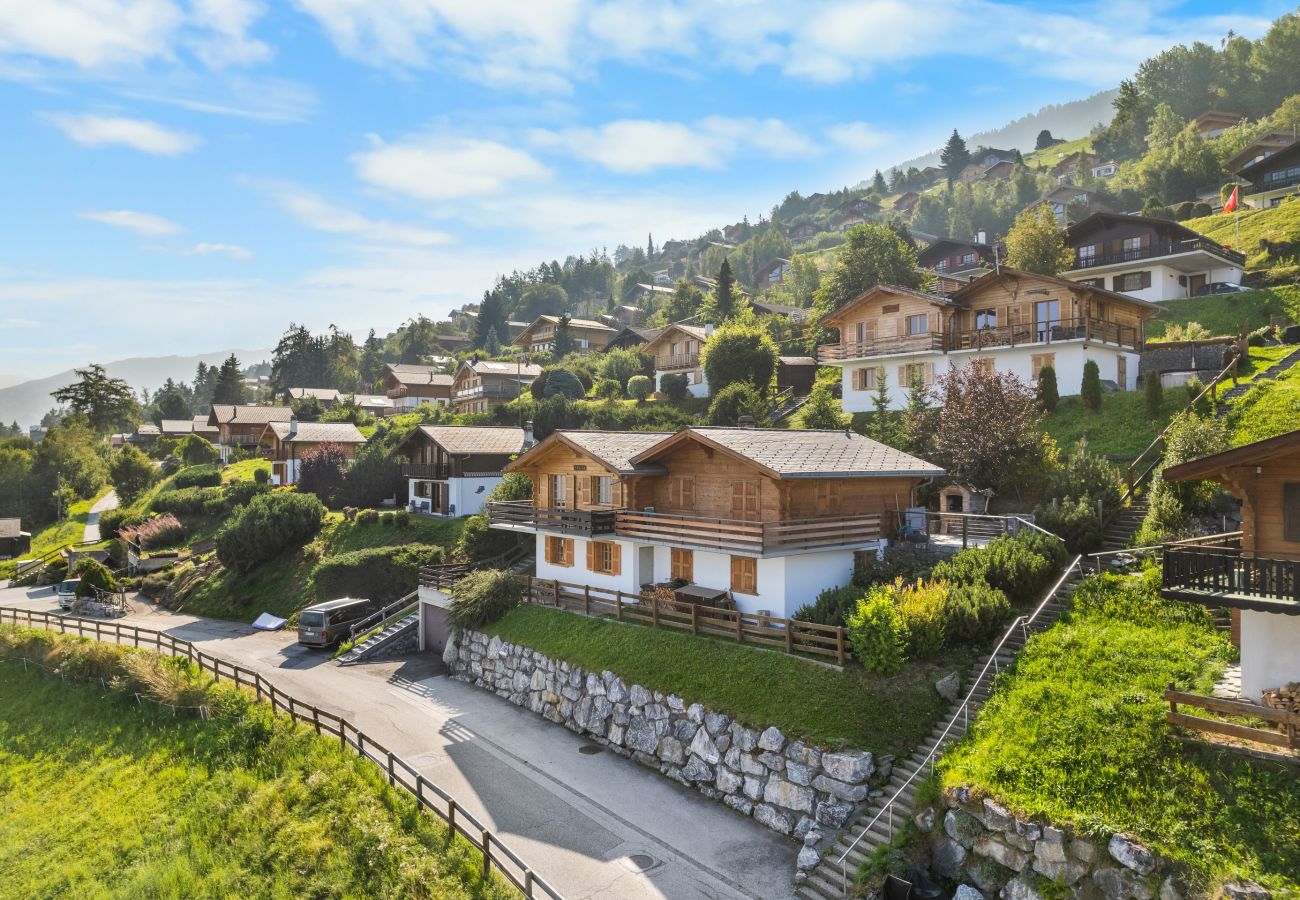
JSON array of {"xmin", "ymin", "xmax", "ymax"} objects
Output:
[
  {"xmin": 483, "ymin": 604, "xmax": 956, "ymax": 755},
  {"xmin": 1184, "ymin": 198, "xmax": 1300, "ymax": 273},
  {"xmin": 0, "ymin": 486, "xmax": 112, "ymax": 579},
  {"xmin": 0, "ymin": 641, "xmax": 508, "ymax": 899},
  {"xmin": 1227, "ymin": 360, "xmax": 1300, "ymax": 446},
  {"xmin": 221, "ymin": 458, "xmax": 269, "ymax": 482},
  {"xmin": 939, "ymin": 573, "xmax": 1299, "ymax": 894},
  {"xmin": 1022, "ymin": 136, "xmax": 1093, "ymax": 171},
  {"xmin": 1144, "ymin": 286, "xmax": 1300, "ymax": 340},
  {"xmin": 323, "ymin": 512, "xmax": 466, "ymax": 555},
  {"xmin": 1042, "ymin": 390, "xmax": 1184, "ymax": 458},
  {"xmin": 1236, "ymin": 344, "xmax": 1296, "ymax": 381}
]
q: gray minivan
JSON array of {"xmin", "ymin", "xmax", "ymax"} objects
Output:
[{"xmin": 298, "ymin": 598, "xmax": 375, "ymax": 648}]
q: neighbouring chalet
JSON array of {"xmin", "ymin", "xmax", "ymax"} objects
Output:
[
  {"xmin": 836, "ymin": 197, "xmax": 881, "ymax": 217},
  {"xmin": 893, "ymin": 192, "xmax": 920, "ymax": 214},
  {"xmin": 451, "ymin": 359, "xmax": 542, "ymax": 415},
  {"xmin": 756, "ymin": 257, "xmax": 792, "ymax": 287},
  {"xmin": 396, "ymin": 425, "xmax": 532, "ymax": 517},
  {"xmin": 1049, "ymin": 151, "xmax": 1098, "ymax": 181},
  {"xmin": 126, "ymin": 424, "xmax": 160, "ymax": 448},
  {"xmin": 1032, "ymin": 184, "xmax": 1113, "ymax": 223},
  {"xmin": 819, "ymin": 268, "xmax": 1157, "ymax": 411},
  {"xmin": 641, "ymin": 323, "xmax": 712, "ymax": 398},
  {"xmin": 382, "ymin": 364, "xmax": 454, "ymax": 411},
  {"xmin": 1090, "ymin": 160, "xmax": 1119, "ymax": 179},
  {"xmin": 0, "ymin": 519, "xmax": 31, "ymax": 561},
  {"xmin": 283, "ymin": 387, "xmax": 342, "ymax": 408},
  {"xmin": 1160, "ymin": 429, "xmax": 1300, "ymax": 699},
  {"xmin": 512, "ymin": 316, "xmax": 618, "ymax": 356},
  {"xmin": 1223, "ymin": 130, "xmax": 1297, "ymax": 174},
  {"xmin": 258, "ymin": 419, "xmax": 366, "ymax": 486},
  {"xmin": 606, "ymin": 325, "xmax": 663, "ymax": 352},
  {"xmin": 1062, "ymin": 212, "xmax": 1245, "ymax": 301},
  {"xmin": 917, "ymin": 237, "xmax": 998, "ymax": 280},
  {"xmin": 159, "ymin": 417, "xmax": 219, "ymax": 441},
  {"xmin": 1235, "ymin": 138, "xmax": 1300, "ymax": 209},
  {"xmin": 787, "ymin": 222, "xmax": 819, "ymax": 243},
  {"xmin": 490, "ymin": 427, "xmax": 944, "ymax": 618},
  {"xmin": 833, "ymin": 213, "xmax": 866, "ymax": 232},
  {"xmin": 750, "ymin": 299, "xmax": 810, "ymax": 324},
  {"xmin": 1190, "ymin": 110, "xmax": 1244, "ymax": 138},
  {"xmin": 207, "ymin": 404, "xmax": 293, "ymax": 456}
]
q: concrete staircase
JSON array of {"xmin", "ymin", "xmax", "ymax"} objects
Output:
[
  {"xmin": 795, "ymin": 570, "xmax": 1082, "ymax": 900},
  {"xmin": 338, "ymin": 612, "xmax": 420, "ymax": 665},
  {"xmin": 1102, "ymin": 496, "xmax": 1149, "ymax": 553}
]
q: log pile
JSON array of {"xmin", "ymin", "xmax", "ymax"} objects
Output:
[{"xmin": 1262, "ymin": 681, "xmax": 1300, "ymax": 714}]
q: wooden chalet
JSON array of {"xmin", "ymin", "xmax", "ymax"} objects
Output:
[
  {"xmin": 396, "ymin": 425, "xmax": 531, "ymax": 516},
  {"xmin": 206, "ymin": 404, "xmax": 293, "ymax": 451},
  {"xmin": 512, "ymin": 316, "xmax": 618, "ymax": 356},
  {"xmin": 258, "ymin": 420, "xmax": 366, "ymax": 486},
  {"xmin": 452, "ymin": 359, "xmax": 542, "ymax": 415},
  {"xmin": 382, "ymin": 364, "xmax": 454, "ymax": 410}
]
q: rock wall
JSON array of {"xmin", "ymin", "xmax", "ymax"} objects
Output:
[
  {"xmin": 447, "ymin": 629, "xmax": 886, "ymax": 841},
  {"xmin": 925, "ymin": 788, "xmax": 1270, "ymax": 900},
  {"xmin": 1138, "ymin": 344, "xmax": 1235, "ymax": 380}
]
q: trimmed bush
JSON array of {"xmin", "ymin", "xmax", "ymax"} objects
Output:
[
  {"xmin": 1033, "ymin": 497, "xmax": 1102, "ymax": 555},
  {"xmin": 943, "ymin": 580, "xmax": 1011, "ymax": 643},
  {"xmin": 73, "ymin": 558, "xmax": 117, "ymax": 598},
  {"xmin": 122, "ymin": 513, "xmax": 186, "ymax": 550},
  {"xmin": 151, "ymin": 486, "xmax": 226, "ymax": 515},
  {"xmin": 356, "ymin": 509, "xmax": 379, "ymax": 524},
  {"xmin": 1144, "ymin": 372, "xmax": 1163, "ymax": 417},
  {"xmin": 1036, "ymin": 364, "xmax": 1058, "ymax": 413},
  {"xmin": 931, "ymin": 535, "xmax": 1056, "ymax": 601},
  {"xmin": 660, "ymin": 372, "xmax": 690, "ymax": 402},
  {"xmin": 253, "ymin": 466, "xmax": 270, "ymax": 484},
  {"xmin": 1080, "ymin": 359, "xmax": 1102, "ymax": 411},
  {"xmin": 449, "ymin": 569, "xmax": 527, "ymax": 630},
  {"xmin": 97, "ymin": 508, "xmax": 144, "ymax": 540},
  {"xmin": 707, "ymin": 382, "xmax": 767, "ymax": 426},
  {"xmin": 177, "ymin": 434, "xmax": 220, "ymax": 466},
  {"xmin": 173, "ymin": 465, "xmax": 222, "ymax": 489},
  {"xmin": 159, "ymin": 456, "xmax": 182, "ymax": 477},
  {"xmin": 847, "ymin": 591, "xmax": 907, "ymax": 675},
  {"xmin": 224, "ymin": 480, "xmax": 270, "ymax": 507},
  {"xmin": 627, "ymin": 375, "xmax": 652, "ymax": 403},
  {"xmin": 794, "ymin": 584, "xmax": 866, "ymax": 628},
  {"xmin": 313, "ymin": 544, "xmax": 444, "ymax": 604},
  {"xmin": 394, "ymin": 509, "xmax": 411, "ymax": 528},
  {"xmin": 896, "ymin": 579, "xmax": 948, "ymax": 659},
  {"xmin": 216, "ymin": 492, "xmax": 325, "ymax": 574}
]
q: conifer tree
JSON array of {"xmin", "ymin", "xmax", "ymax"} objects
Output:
[
  {"xmin": 940, "ymin": 129, "xmax": 970, "ymax": 185},
  {"xmin": 1037, "ymin": 365, "xmax": 1059, "ymax": 413},
  {"xmin": 715, "ymin": 259, "xmax": 736, "ymax": 320},
  {"xmin": 1081, "ymin": 360, "xmax": 1102, "ymax": 411},
  {"xmin": 212, "ymin": 354, "xmax": 245, "ymax": 405}
]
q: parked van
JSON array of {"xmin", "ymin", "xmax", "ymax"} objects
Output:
[
  {"xmin": 297, "ymin": 598, "xmax": 374, "ymax": 648},
  {"xmin": 56, "ymin": 578, "xmax": 79, "ymax": 611}
]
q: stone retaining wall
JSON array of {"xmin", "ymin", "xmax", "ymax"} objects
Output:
[{"xmin": 446, "ymin": 629, "xmax": 887, "ymax": 840}]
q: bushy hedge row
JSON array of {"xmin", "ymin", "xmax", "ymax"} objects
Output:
[
  {"xmin": 216, "ymin": 493, "xmax": 325, "ymax": 574},
  {"xmin": 97, "ymin": 508, "xmax": 144, "ymax": 540},
  {"xmin": 449, "ymin": 569, "xmax": 526, "ymax": 630},
  {"xmin": 172, "ymin": 464, "xmax": 223, "ymax": 489},
  {"xmin": 312, "ymin": 544, "xmax": 445, "ymax": 604},
  {"xmin": 150, "ymin": 481, "xmax": 270, "ymax": 518},
  {"xmin": 931, "ymin": 533, "xmax": 1060, "ymax": 601}
]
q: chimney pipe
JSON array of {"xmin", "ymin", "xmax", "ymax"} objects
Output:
[
  {"xmin": 704, "ymin": 322, "xmax": 715, "ymax": 337},
  {"xmin": 523, "ymin": 420, "xmax": 535, "ymax": 449},
  {"xmin": 288, "ymin": 415, "xmax": 298, "ymax": 439}
]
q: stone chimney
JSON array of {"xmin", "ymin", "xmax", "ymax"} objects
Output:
[
  {"xmin": 737, "ymin": 414, "xmax": 755, "ymax": 428},
  {"xmin": 977, "ymin": 230, "xmax": 987, "ymax": 245},
  {"xmin": 288, "ymin": 415, "xmax": 298, "ymax": 439},
  {"xmin": 522, "ymin": 420, "xmax": 535, "ymax": 449},
  {"xmin": 704, "ymin": 322, "xmax": 715, "ymax": 337}
]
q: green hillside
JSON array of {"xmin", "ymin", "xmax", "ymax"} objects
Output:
[
  {"xmin": 1145, "ymin": 286, "xmax": 1300, "ymax": 339},
  {"xmin": 1184, "ymin": 199, "xmax": 1300, "ymax": 279}
]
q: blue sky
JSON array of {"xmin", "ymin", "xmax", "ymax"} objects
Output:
[{"xmin": 0, "ymin": 0, "xmax": 1287, "ymax": 382}]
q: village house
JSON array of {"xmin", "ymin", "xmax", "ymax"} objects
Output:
[
  {"xmin": 451, "ymin": 359, "xmax": 542, "ymax": 415},
  {"xmin": 836, "ymin": 197, "xmax": 880, "ymax": 217},
  {"xmin": 258, "ymin": 419, "xmax": 367, "ymax": 487},
  {"xmin": 0, "ymin": 519, "xmax": 31, "ymax": 561},
  {"xmin": 756, "ymin": 257, "xmax": 792, "ymax": 287},
  {"xmin": 512, "ymin": 315, "xmax": 618, "ymax": 356},
  {"xmin": 787, "ymin": 222, "xmax": 819, "ymax": 243},
  {"xmin": 893, "ymin": 191, "xmax": 920, "ymax": 214},
  {"xmin": 916, "ymin": 236, "xmax": 998, "ymax": 280},
  {"xmin": 282, "ymin": 387, "xmax": 342, "ymax": 408},
  {"xmin": 641, "ymin": 323, "xmax": 713, "ymax": 398},
  {"xmin": 1234, "ymin": 137, "xmax": 1300, "ymax": 209},
  {"xmin": 159, "ymin": 417, "xmax": 218, "ymax": 441},
  {"xmin": 605, "ymin": 325, "xmax": 662, "ymax": 352},
  {"xmin": 750, "ymin": 299, "xmax": 810, "ymax": 324},
  {"xmin": 1159, "ymin": 428, "xmax": 1300, "ymax": 699},
  {"xmin": 1050, "ymin": 151, "xmax": 1098, "ymax": 181},
  {"xmin": 1223, "ymin": 130, "xmax": 1297, "ymax": 175},
  {"xmin": 1031, "ymin": 184, "xmax": 1113, "ymax": 223},
  {"xmin": 976, "ymin": 159, "xmax": 1016, "ymax": 183},
  {"xmin": 126, "ymin": 423, "xmax": 160, "ymax": 448},
  {"xmin": 1061, "ymin": 212, "xmax": 1245, "ymax": 301},
  {"xmin": 819, "ymin": 268, "xmax": 1156, "ymax": 411},
  {"xmin": 1090, "ymin": 159, "xmax": 1119, "ymax": 179},
  {"xmin": 489, "ymin": 427, "xmax": 943, "ymax": 618},
  {"xmin": 382, "ymin": 364, "xmax": 454, "ymax": 411},
  {"xmin": 396, "ymin": 425, "xmax": 532, "ymax": 517},
  {"xmin": 1190, "ymin": 110, "xmax": 1244, "ymax": 138},
  {"xmin": 833, "ymin": 212, "xmax": 866, "ymax": 232},
  {"xmin": 206, "ymin": 404, "xmax": 294, "ymax": 459}
]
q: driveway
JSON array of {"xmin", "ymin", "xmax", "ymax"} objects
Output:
[
  {"xmin": 84, "ymin": 490, "xmax": 118, "ymax": 542},
  {"xmin": 0, "ymin": 584, "xmax": 798, "ymax": 900}
]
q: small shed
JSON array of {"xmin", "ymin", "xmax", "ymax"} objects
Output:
[
  {"xmin": 777, "ymin": 357, "xmax": 818, "ymax": 395},
  {"xmin": 0, "ymin": 519, "xmax": 32, "ymax": 560},
  {"xmin": 938, "ymin": 483, "xmax": 992, "ymax": 515}
]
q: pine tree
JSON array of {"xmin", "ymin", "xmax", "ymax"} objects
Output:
[
  {"xmin": 872, "ymin": 169, "xmax": 888, "ymax": 194},
  {"xmin": 715, "ymin": 259, "xmax": 736, "ymax": 320},
  {"xmin": 866, "ymin": 371, "xmax": 901, "ymax": 447},
  {"xmin": 647, "ymin": 233, "xmax": 655, "ymax": 257},
  {"xmin": 902, "ymin": 372, "xmax": 938, "ymax": 458},
  {"xmin": 1144, "ymin": 371, "xmax": 1164, "ymax": 418},
  {"xmin": 49, "ymin": 364, "xmax": 139, "ymax": 433},
  {"xmin": 939, "ymin": 129, "xmax": 970, "ymax": 186},
  {"xmin": 484, "ymin": 325, "xmax": 501, "ymax": 356},
  {"xmin": 475, "ymin": 290, "xmax": 508, "ymax": 350},
  {"xmin": 212, "ymin": 354, "xmax": 245, "ymax": 405},
  {"xmin": 552, "ymin": 314, "xmax": 575, "ymax": 357},
  {"xmin": 1037, "ymin": 365, "xmax": 1059, "ymax": 413},
  {"xmin": 1081, "ymin": 360, "xmax": 1102, "ymax": 411},
  {"xmin": 798, "ymin": 384, "xmax": 844, "ymax": 430}
]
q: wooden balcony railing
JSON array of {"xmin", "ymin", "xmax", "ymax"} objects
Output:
[
  {"xmin": 1162, "ymin": 543, "xmax": 1300, "ymax": 610},
  {"xmin": 817, "ymin": 333, "xmax": 944, "ymax": 362},
  {"xmin": 487, "ymin": 501, "xmax": 617, "ymax": 536},
  {"xmin": 654, "ymin": 352, "xmax": 700, "ymax": 370},
  {"xmin": 401, "ymin": 462, "xmax": 452, "ymax": 479},
  {"xmin": 1072, "ymin": 237, "xmax": 1245, "ymax": 270},
  {"xmin": 818, "ymin": 317, "xmax": 1141, "ymax": 362}
]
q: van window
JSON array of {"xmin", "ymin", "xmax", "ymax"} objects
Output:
[{"xmin": 300, "ymin": 611, "xmax": 325, "ymax": 628}]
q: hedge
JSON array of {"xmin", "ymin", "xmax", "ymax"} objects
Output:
[
  {"xmin": 216, "ymin": 493, "xmax": 325, "ymax": 574},
  {"xmin": 172, "ymin": 464, "xmax": 222, "ymax": 489},
  {"xmin": 313, "ymin": 544, "xmax": 445, "ymax": 604}
]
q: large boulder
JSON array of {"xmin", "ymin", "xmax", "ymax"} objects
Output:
[
  {"xmin": 821, "ymin": 751, "xmax": 874, "ymax": 783},
  {"xmin": 1107, "ymin": 834, "xmax": 1156, "ymax": 875}
]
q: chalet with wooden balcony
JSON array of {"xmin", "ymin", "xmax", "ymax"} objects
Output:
[
  {"xmin": 1062, "ymin": 212, "xmax": 1245, "ymax": 301},
  {"xmin": 206, "ymin": 404, "xmax": 294, "ymax": 458},
  {"xmin": 257, "ymin": 419, "xmax": 366, "ymax": 486},
  {"xmin": 382, "ymin": 364, "xmax": 454, "ymax": 411},
  {"xmin": 451, "ymin": 359, "xmax": 542, "ymax": 415},
  {"xmin": 819, "ymin": 268, "xmax": 1157, "ymax": 411},
  {"xmin": 282, "ymin": 386, "xmax": 342, "ymax": 408},
  {"xmin": 1235, "ymin": 138, "xmax": 1300, "ymax": 210},
  {"xmin": 490, "ymin": 427, "xmax": 943, "ymax": 617},
  {"xmin": 512, "ymin": 315, "xmax": 618, "ymax": 356},
  {"xmin": 641, "ymin": 323, "xmax": 712, "ymax": 398},
  {"xmin": 1159, "ymin": 428, "xmax": 1300, "ymax": 700},
  {"xmin": 396, "ymin": 424, "xmax": 532, "ymax": 517},
  {"xmin": 917, "ymin": 237, "xmax": 998, "ymax": 280}
]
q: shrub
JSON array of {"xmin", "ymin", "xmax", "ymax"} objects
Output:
[
  {"xmin": 448, "ymin": 569, "xmax": 527, "ymax": 630},
  {"xmin": 97, "ymin": 508, "xmax": 143, "ymax": 540},
  {"xmin": 660, "ymin": 372, "xmax": 690, "ymax": 402},
  {"xmin": 313, "ymin": 544, "xmax": 444, "ymax": 604},
  {"xmin": 121, "ymin": 513, "xmax": 186, "ymax": 550},
  {"xmin": 224, "ymin": 480, "xmax": 270, "ymax": 507},
  {"xmin": 853, "ymin": 553, "xmax": 933, "ymax": 589},
  {"xmin": 707, "ymin": 382, "xmax": 768, "ymax": 426},
  {"xmin": 543, "ymin": 368, "xmax": 586, "ymax": 400},
  {"xmin": 794, "ymin": 584, "xmax": 866, "ymax": 628},
  {"xmin": 173, "ymin": 464, "xmax": 222, "ymax": 489},
  {"xmin": 701, "ymin": 319, "xmax": 778, "ymax": 396},
  {"xmin": 1080, "ymin": 359, "xmax": 1101, "ymax": 411},
  {"xmin": 151, "ymin": 486, "xmax": 225, "ymax": 515},
  {"xmin": 253, "ymin": 467, "xmax": 269, "ymax": 485},
  {"xmin": 1033, "ymin": 497, "xmax": 1102, "ymax": 555},
  {"xmin": 380, "ymin": 512, "xmax": 395, "ymax": 526},
  {"xmin": 1036, "ymin": 365, "xmax": 1058, "ymax": 413},
  {"xmin": 1144, "ymin": 373, "xmax": 1163, "ymax": 418},
  {"xmin": 357, "ymin": 509, "xmax": 379, "ymax": 524},
  {"xmin": 847, "ymin": 591, "xmax": 907, "ymax": 674},
  {"xmin": 944, "ymin": 580, "xmax": 1011, "ymax": 643},
  {"xmin": 1071, "ymin": 568, "xmax": 1210, "ymax": 626},
  {"xmin": 298, "ymin": 443, "xmax": 350, "ymax": 505},
  {"xmin": 394, "ymin": 509, "xmax": 410, "ymax": 528},
  {"xmin": 177, "ymin": 434, "xmax": 220, "ymax": 466},
  {"xmin": 337, "ymin": 442, "xmax": 402, "ymax": 509},
  {"xmin": 896, "ymin": 579, "xmax": 948, "ymax": 659},
  {"xmin": 1015, "ymin": 529, "xmax": 1069, "ymax": 569},
  {"xmin": 1045, "ymin": 441, "xmax": 1123, "ymax": 521},
  {"xmin": 594, "ymin": 377, "xmax": 623, "ymax": 399},
  {"xmin": 73, "ymin": 557, "xmax": 117, "ymax": 598},
  {"xmin": 931, "ymin": 535, "xmax": 1056, "ymax": 600},
  {"xmin": 215, "ymin": 492, "xmax": 325, "ymax": 574},
  {"xmin": 160, "ymin": 455, "xmax": 182, "ymax": 477},
  {"xmin": 627, "ymin": 375, "xmax": 653, "ymax": 403},
  {"xmin": 1184, "ymin": 376, "xmax": 1212, "ymax": 415}
]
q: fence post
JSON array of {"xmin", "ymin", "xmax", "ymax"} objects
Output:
[
  {"xmin": 449, "ymin": 798, "xmax": 457, "ymax": 833},
  {"xmin": 616, "ymin": 591, "xmax": 624, "ymax": 621},
  {"xmin": 784, "ymin": 618, "xmax": 792, "ymax": 653},
  {"xmin": 691, "ymin": 603, "xmax": 698, "ymax": 635},
  {"xmin": 584, "ymin": 585, "xmax": 591, "ymax": 617},
  {"xmin": 482, "ymin": 831, "xmax": 492, "ymax": 876},
  {"xmin": 652, "ymin": 598, "xmax": 659, "ymax": 629},
  {"xmin": 836, "ymin": 628, "xmax": 845, "ymax": 666},
  {"xmin": 735, "ymin": 612, "xmax": 743, "ymax": 644}
]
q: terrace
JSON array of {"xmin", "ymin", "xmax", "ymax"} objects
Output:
[
  {"xmin": 1161, "ymin": 535, "xmax": 1300, "ymax": 615},
  {"xmin": 1070, "ymin": 236, "xmax": 1245, "ymax": 271},
  {"xmin": 818, "ymin": 316, "xmax": 1141, "ymax": 363}
]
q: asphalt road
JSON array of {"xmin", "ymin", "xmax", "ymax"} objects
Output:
[{"xmin": 0, "ymin": 583, "xmax": 798, "ymax": 900}]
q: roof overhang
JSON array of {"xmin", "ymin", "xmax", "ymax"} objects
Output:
[{"xmin": 1163, "ymin": 429, "xmax": 1300, "ymax": 482}]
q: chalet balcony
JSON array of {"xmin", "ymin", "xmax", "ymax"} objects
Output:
[
  {"xmin": 1161, "ymin": 541, "xmax": 1300, "ymax": 614},
  {"xmin": 1071, "ymin": 237, "xmax": 1245, "ymax": 271},
  {"xmin": 455, "ymin": 384, "xmax": 521, "ymax": 401},
  {"xmin": 818, "ymin": 317, "xmax": 1141, "ymax": 363},
  {"xmin": 654, "ymin": 352, "xmax": 700, "ymax": 371},
  {"xmin": 401, "ymin": 462, "xmax": 452, "ymax": 480},
  {"xmin": 488, "ymin": 501, "xmax": 618, "ymax": 537},
  {"xmin": 1249, "ymin": 171, "xmax": 1300, "ymax": 194}
]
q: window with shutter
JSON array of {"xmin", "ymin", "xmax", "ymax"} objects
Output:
[
  {"xmin": 1285, "ymin": 484, "xmax": 1300, "ymax": 542},
  {"xmin": 671, "ymin": 548, "xmax": 693, "ymax": 582},
  {"xmin": 549, "ymin": 474, "xmax": 567, "ymax": 507},
  {"xmin": 669, "ymin": 476, "xmax": 695, "ymax": 509},
  {"xmin": 730, "ymin": 556, "xmax": 758, "ymax": 594},
  {"xmin": 730, "ymin": 481, "xmax": 759, "ymax": 519},
  {"xmin": 592, "ymin": 475, "xmax": 613, "ymax": 506},
  {"xmin": 545, "ymin": 536, "xmax": 574, "ymax": 567},
  {"xmin": 588, "ymin": 541, "xmax": 619, "ymax": 574}
]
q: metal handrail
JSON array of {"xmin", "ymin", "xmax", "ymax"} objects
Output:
[
  {"xmin": 835, "ymin": 555, "xmax": 1082, "ymax": 895},
  {"xmin": 348, "ymin": 589, "xmax": 420, "ymax": 643}
]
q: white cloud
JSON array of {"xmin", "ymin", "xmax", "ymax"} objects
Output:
[
  {"xmin": 353, "ymin": 136, "xmax": 549, "ymax": 200},
  {"xmin": 79, "ymin": 209, "xmax": 184, "ymax": 236},
  {"xmin": 185, "ymin": 241, "xmax": 253, "ymax": 260},
  {"xmin": 825, "ymin": 122, "xmax": 891, "ymax": 153},
  {"xmin": 532, "ymin": 116, "xmax": 819, "ymax": 174},
  {"xmin": 261, "ymin": 182, "xmax": 452, "ymax": 246},
  {"xmin": 46, "ymin": 113, "xmax": 200, "ymax": 155},
  {"xmin": 187, "ymin": 0, "xmax": 272, "ymax": 67}
]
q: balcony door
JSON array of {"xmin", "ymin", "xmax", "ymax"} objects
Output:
[
  {"xmin": 1034, "ymin": 299, "xmax": 1060, "ymax": 343},
  {"xmin": 549, "ymin": 474, "xmax": 568, "ymax": 509}
]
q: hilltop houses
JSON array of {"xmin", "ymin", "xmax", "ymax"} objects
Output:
[
  {"xmin": 513, "ymin": 316, "xmax": 618, "ymax": 356},
  {"xmin": 1234, "ymin": 137, "xmax": 1300, "ymax": 209},
  {"xmin": 452, "ymin": 360, "xmax": 542, "ymax": 415}
]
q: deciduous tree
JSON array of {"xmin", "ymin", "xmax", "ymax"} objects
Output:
[
  {"xmin": 932, "ymin": 363, "xmax": 1044, "ymax": 495},
  {"xmin": 813, "ymin": 224, "xmax": 920, "ymax": 318},
  {"xmin": 701, "ymin": 320, "xmax": 778, "ymax": 397},
  {"xmin": 1004, "ymin": 205, "xmax": 1073, "ymax": 275}
]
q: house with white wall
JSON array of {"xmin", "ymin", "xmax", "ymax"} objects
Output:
[
  {"xmin": 488, "ymin": 427, "xmax": 943, "ymax": 618},
  {"xmin": 819, "ymin": 269, "xmax": 1158, "ymax": 412},
  {"xmin": 641, "ymin": 323, "xmax": 713, "ymax": 398},
  {"xmin": 395, "ymin": 425, "xmax": 532, "ymax": 517},
  {"xmin": 258, "ymin": 420, "xmax": 367, "ymax": 486}
]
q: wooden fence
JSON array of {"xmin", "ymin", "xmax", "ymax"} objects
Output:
[
  {"xmin": 0, "ymin": 605, "xmax": 563, "ymax": 900},
  {"xmin": 528, "ymin": 578, "xmax": 850, "ymax": 665},
  {"xmin": 1166, "ymin": 683, "xmax": 1300, "ymax": 752}
]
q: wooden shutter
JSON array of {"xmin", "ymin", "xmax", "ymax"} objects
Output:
[
  {"xmin": 731, "ymin": 481, "xmax": 759, "ymax": 519},
  {"xmin": 671, "ymin": 548, "xmax": 693, "ymax": 582},
  {"xmin": 924, "ymin": 362, "xmax": 935, "ymax": 386},
  {"xmin": 1285, "ymin": 484, "xmax": 1300, "ymax": 542},
  {"xmin": 897, "ymin": 364, "xmax": 907, "ymax": 388},
  {"xmin": 610, "ymin": 543, "xmax": 621, "ymax": 576},
  {"xmin": 730, "ymin": 556, "xmax": 758, "ymax": 594}
]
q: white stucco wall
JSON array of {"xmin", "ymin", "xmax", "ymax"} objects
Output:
[
  {"xmin": 652, "ymin": 545, "xmax": 861, "ymax": 617},
  {"xmin": 534, "ymin": 535, "xmax": 645, "ymax": 595},
  {"xmin": 1239, "ymin": 609, "xmax": 1300, "ymax": 699},
  {"xmin": 448, "ymin": 476, "xmax": 501, "ymax": 517},
  {"xmin": 840, "ymin": 344, "xmax": 1140, "ymax": 412},
  {"xmin": 654, "ymin": 369, "xmax": 710, "ymax": 399},
  {"xmin": 1064, "ymin": 261, "xmax": 1244, "ymax": 302}
]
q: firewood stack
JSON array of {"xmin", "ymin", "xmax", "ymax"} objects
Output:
[{"xmin": 1262, "ymin": 682, "xmax": 1300, "ymax": 714}]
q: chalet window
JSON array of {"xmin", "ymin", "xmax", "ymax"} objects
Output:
[
  {"xmin": 1285, "ymin": 484, "xmax": 1300, "ymax": 542},
  {"xmin": 815, "ymin": 481, "xmax": 840, "ymax": 514},
  {"xmin": 975, "ymin": 309, "xmax": 997, "ymax": 329},
  {"xmin": 414, "ymin": 481, "xmax": 432, "ymax": 499},
  {"xmin": 899, "ymin": 362, "xmax": 933, "ymax": 387},
  {"xmin": 1114, "ymin": 271, "xmax": 1151, "ymax": 293},
  {"xmin": 971, "ymin": 358, "xmax": 994, "ymax": 375},
  {"xmin": 545, "ymin": 536, "xmax": 574, "ymax": 567},
  {"xmin": 1078, "ymin": 277, "xmax": 1105, "ymax": 289},
  {"xmin": 671, "ymin": 548, "xmax": 694, "ymax": 582},
  {"xmin": 669, "ymin": 476, "xmax": 696, "ymax": 509},
  {"xmin": 853, "ymin": 367, "xmax": 880, "ymax": 391},
  {"xmin": 730, "ymin": 481, "xmax": 760, "ymax": 520},
  {"xmin": 1076, "ymin": 244, "xmax": 1096, "ymax": 266},
  {"xmin": 592, "ymin": 476, "xmax": 613, "ymax": 506},
  {"xmin": 730, "ymin": 556, "xmax": 758, "ymax": 594},
  {"xmin": 961, "ymin": 252, "xmax": 977, "ymax": 266},
  {"xmin": 1034, "ymin": 299, "xmax": 1060, "ymax": 342},
  {"xmin": 587, "ymin": 541, "xmax": 620, "ymax": 575},
  {"xmin": 855, "ymin": 322, "xmax": 867, "ymax": 344},
  {"xmin": 905, "ymin": 314, "xmax": 929, "ymax": 336},
  {"xmin": 549, "ymin": 474, "xmax": 567, "ymax": 507},
  {"xmin": 1121, "ymin": 236, "xmax": 1145, "ymax": 261},
  {"xmin": 1031, "ymin": 353, "xmax": 1056, "ymax": 380}
]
